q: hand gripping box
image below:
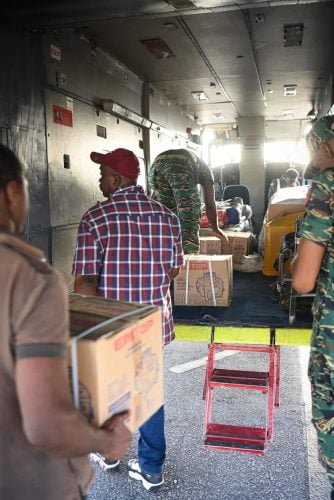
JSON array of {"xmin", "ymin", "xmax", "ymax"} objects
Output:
[
  {"xmin": 173, "ymin": 255, "xmax": 233, "ymax": 307},
  {"xmin": 68, "ymin": 294, "xmax": 163, "ymax": 431}
]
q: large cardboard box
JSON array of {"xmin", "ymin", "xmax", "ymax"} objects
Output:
[
  {"xmin": 267, "ymin": 203, "xmax": 305, "ymax": 222},
  {"xmin": 68, "ymin": 294, "xmax": 163, "ymax": 431},
  {"xmin": 221, "ymin": 231, "xmax": 252, "ymax": 264},
  {"xmin": 199, "ymin": 236, "xmax": 221, "ymax": 255},
  {"xmin": 173, "ymin": 255, "xmax": 233, "ymax": 306}
]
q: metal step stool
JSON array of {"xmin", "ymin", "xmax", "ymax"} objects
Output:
[{"xmin": 203, "ymin": 327, "xmax": 280, "ymax": 456}]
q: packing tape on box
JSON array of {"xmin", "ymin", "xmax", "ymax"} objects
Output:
[
  {"xmin": 208, "ymin": 259, "xmax": 217, "ymax": 306},
  {"xmin": 184, "ymin": 256, "xmax": 217, "ymax": 306},
  {"xmin": 70, "ymin": 304, "xmax": 154, "ymax": 410}
]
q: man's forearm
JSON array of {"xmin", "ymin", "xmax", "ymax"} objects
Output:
[
  {"xmin": 291, "ymin": 238, "xmax": 324, "ymax": 294},
  {"xmin": 28, "ymin": 404, "xmax": 129, "ymax": 459},
  {"xmin": 18, "ymin": 358, "xmax": 131, "ymax": 460},
  {"xmin": 74, "ymin": 275, "xmax": 99, "ymax": 296},
  {"xmin": 205, "ymin": 206, "xmax": 219, "ymax": 231}
]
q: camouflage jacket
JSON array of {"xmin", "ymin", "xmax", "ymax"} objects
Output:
[
  {"xmin": 299, "ymin": 168, "xmax": 334, "ymax": 324},
  {"xmin": 149, "ymin": 149, "xmax": 213, "ymax": 186}
]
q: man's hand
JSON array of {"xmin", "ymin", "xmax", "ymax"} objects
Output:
[
  {"xmin": 211, "ymin": 227, "xmax": 229, "ymax": 245},
  {"xmin": 100, "ymin": 411, "xmax": 132, "ymax": 461}
]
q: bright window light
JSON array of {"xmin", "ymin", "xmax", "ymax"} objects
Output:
[
  {"xmin": 264, "ymin": 140, "xmax": 309, "ymax": 164},
  {"xmin": 210, "ymin": 144, "xmax": 241, "ymax": 167},
  {"xmin": 202, "ymin": 128, "xmax": 215, "ymax": 146},
  {"xmin": 209, "ymin": 140, "xmax": 309, "ymax": 169}
]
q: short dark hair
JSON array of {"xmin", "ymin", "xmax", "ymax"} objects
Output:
[
  {"xmin": 285, "ymin": 168, "xmax": 299, "ymax": 180},
  {"xmin": 0, "ymin": 144, "xmax": 24, "ymax": 190}
]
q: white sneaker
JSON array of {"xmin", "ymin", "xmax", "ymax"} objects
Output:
[{"xmin": 127, "ymin": 459, "xmax": 164, "ymax": 490}]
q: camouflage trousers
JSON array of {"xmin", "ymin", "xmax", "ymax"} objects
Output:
[
  {"xmin": 308, "ymin": 317, "xmax": 334, "ymax": 490},
  {"xmin": 149, "ymin": 164, "xmax": 201, "ymax": 254}
]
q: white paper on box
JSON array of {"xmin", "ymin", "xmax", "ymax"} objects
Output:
[
  {"xmin": 174, "ymin": 255, "xmax": 232, "ymax": 307},
  {"xmin": 184, "ymin": 256, "xmax": 217, "ymax": 306}
]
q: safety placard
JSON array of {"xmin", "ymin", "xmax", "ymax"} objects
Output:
[{"xmin": 53, "ymin": 105, "xmax": 73, "ymax": 127}]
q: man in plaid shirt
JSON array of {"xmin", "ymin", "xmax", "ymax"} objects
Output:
[{"xmin": 72, "ymin": 147, "xmax": 184, "ymax": 490}]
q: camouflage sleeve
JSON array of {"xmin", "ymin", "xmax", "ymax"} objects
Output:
[
  {"xmin": 198, "ymin": 157, "xmax": 214, "ymax": 185},
  {"xmin": 299, "ymin": 170, "xmax": 334, "ymax": 246}
]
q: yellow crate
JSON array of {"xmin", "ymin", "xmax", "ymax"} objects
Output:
[{"xmin": 262, "ymin": 212, "xmax": 304, "ymax": 276}]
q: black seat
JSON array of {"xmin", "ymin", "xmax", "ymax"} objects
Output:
[{"xmin": 222, "ymin": 184, "xmax": 250, "ymax": 205}]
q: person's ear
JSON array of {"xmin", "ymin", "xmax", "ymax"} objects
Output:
[
  {"xmin": 111, "ymin": 173, "xmax": 122, "ymax": 187},
  {"xmin": 325, "ymin": 139, "xmax": 334, "ymax": 160},
  {"xmin": 321, "ymin": 142, "xmax": 334, "ymax": 159},
  {"xmin": 4, "ymin": 180, "xmax": 22, "ymax": 210}
]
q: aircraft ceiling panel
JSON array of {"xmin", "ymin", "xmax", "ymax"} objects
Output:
[
  {"xmin": 2, "ymin": 0, "xmax": 333, "ymax": 136},
  {"xmin": 85, "ymin": 17, "xmax": 212, "ymax": 82}
]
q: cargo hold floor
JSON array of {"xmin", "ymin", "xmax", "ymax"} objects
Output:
[{"xmin": 173, "ymin": 271, "xmax": 312, "ymax": 330}]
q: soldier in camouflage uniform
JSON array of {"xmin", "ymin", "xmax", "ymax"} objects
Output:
[
  {"xmin": 148, "ymin": 148, "xmax": 228, "ymax": 254},
  {"xmin": 291, "ymin": 115, "xmax": 334, "ymax": 497}
]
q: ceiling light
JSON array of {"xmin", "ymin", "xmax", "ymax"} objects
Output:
[
  {"xmin": 102, "ymin": 101, "xmax": 152, "ymax": 128},
  {"xmin": 212, "ymin": 113, "xmax": 225, "ymax": 120},
  {"xmin": 191, "ymin": 91, "xmax": 209, "ymax": 101},
  {"xmin": 268, "ymin": 89, "xmax": 273, "ymax": 94},
  {"xmin": 282, "ymin": 109, "xmax": 295, "ymax": 118},
  {"xmin": 164, "ymin": 22, "xmax": 178, "ymax": 31},
  {"xmin": 283, "ymin": 84, "xmax": 297, "ymax": 96}
]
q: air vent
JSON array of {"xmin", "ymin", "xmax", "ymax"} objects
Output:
[
  {"xmin": 283, "ymin": 84, "xmax": 297, "ymax": 96},
  {"xmin": 212, "ymin": 113, "xmax": 225, "ymax": 120},
  {"xmin": 283, "ymin": 24, "xmax": 304, "ymax": 47},
  {"xmin": 96, "ymin": 125, "xmax": 107, "ymax": 138}
]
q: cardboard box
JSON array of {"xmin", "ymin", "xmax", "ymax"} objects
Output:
[
  {"xmin": 221, "ymin": 231, "xmax": 252, "ymax": 264},
  {"xmin": 199, "ymin": 228, "xmax": 215, "ymax": 237},
  {"xmin": 199, "ymin": 236, "xmax": 221, "ymax": 255},
  {"xmin": 68, "ymin": 294, "xmax": 163, "ymax": 431},
  {"xmin": 267, "ymin": 203, "xmax": 305, "ymax": 222},
  {"xmin": 173, "ymin": 255, "xmax": 233, "ymax": 307}
]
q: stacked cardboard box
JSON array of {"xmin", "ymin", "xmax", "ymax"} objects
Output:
[
  {"xmin": 173, "ymin": 255, "xmax": 233, "ymax": 307},
  {"xmin": 220, "ymin": 231, "xmax": 252, "ymax": 264},
  {"xmin": 267, "ymin": 203, "xmax": 305, "ymax": 222},
  {"xmin": 199, "ymin": 236, "xmax": 222, "ymax": 255},
  {"xmin": 68, "ymin": 294, "xmax": 163, "ymax": 431}
]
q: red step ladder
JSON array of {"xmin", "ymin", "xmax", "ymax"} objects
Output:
[{"xmin": 203, "ymin": 327, "xmax": 280, "ymax": 456}]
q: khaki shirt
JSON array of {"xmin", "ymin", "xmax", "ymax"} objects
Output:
[{"xmin": 0, "ymin": 232, "xmax": 93, "ymax": 500}]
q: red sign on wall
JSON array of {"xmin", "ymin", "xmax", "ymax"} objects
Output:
[{"xmin": 53, "ymin": 105, "xmax": 73, "ymax": 127}]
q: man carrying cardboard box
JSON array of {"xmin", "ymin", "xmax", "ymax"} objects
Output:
[
  {"xmin": 0, "ymin": 145, "xmax": 132, "ymax": 500},
  {"xmin": 73, "ymin": 147, "xmax": 184, "ymax": 490}
]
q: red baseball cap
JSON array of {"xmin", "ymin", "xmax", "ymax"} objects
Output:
[{"xmin": 90, "ymin": 148, "xmax": 140, "ymax": 181}]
